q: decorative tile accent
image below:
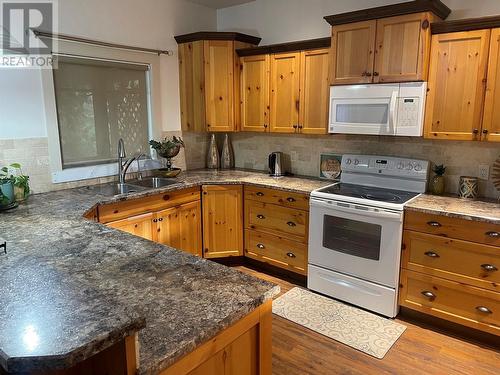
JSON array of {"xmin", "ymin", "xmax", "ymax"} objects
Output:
[{"xmin": 273, "ymin": 287, "xmax": 406, "ymax": 359}]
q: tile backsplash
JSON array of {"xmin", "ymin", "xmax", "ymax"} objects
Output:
[{"xmin": 184, "ymin": 132, "xmax": 500, "ymax": 200}]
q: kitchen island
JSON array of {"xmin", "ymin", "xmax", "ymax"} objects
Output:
[{"xmin": 0, "ymin": 169, "xmax": 328, "ymax": 374}]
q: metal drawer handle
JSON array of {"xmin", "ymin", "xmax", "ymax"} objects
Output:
[
  {"xmin": 485, "ymin": 231, "xmax": 499, "ymax": 238},
  {"xmin": 153, "ymin": 218, "xmax": 158, "ymax": 223},
  {"xmin": 427, "ymin": 221, "xmax": 442, "ymax": 227},
  {"xmin": 257, "ymin": 243, "xmax": 265, "ymax": 250},
  {"xmin": 476, "ymin": 306, "xmax": 493, "ymax": 314},
  {"xmin": 257, "ymin": 214, "xmax": 265, "ymax": 220},
  {"xmin": 421, "ymin": 291, "xmax": 436, "ymax": 300},
  {"xmin": 256, "ymin": 192, "xmax": 264, "ymax": 197},
  {"xmin": 287, "ymin": 221, "xmax": 296, "ymax": 227},
  {"xmin": 286, "ymin": 252, "xmax": 296, "ymax": 258},
  {"xmin": 424, "ymin": 251, "xmax": 440, "ymax": 258},
  {"xmin": 158, "ymin": 218, "xmax": 163, "ymax": 222},
  {"xmin": 286, "ymin": 197, "xmax": 296, "ymax": 202},
  {"xmin": 481, "ymin": 264, "xmax": 498, "ymax": 272}
]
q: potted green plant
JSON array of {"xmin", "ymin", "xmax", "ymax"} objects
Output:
[
  {"xmin": 10, "ymin": 163, "xmax": 30, "ymax": 202},
  {"xmin": 430, "ymin": 164, "xmax": 446, "ymax": 195},
  {"xmin": 0, "ymin": 166, "xmax": 15, "ymax": 208},
  {"xmin": 149, "ymin": 136, "xmax": 185, "ymax": 177}
]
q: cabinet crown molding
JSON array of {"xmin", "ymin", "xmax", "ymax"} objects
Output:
[
  {"xmin": 174, "ymin": 31, "xmax": 261, "ymax": 45},
  {"xmin": 236, "ymin": 37, "xmax": 331, "ymax": 57},
  {"xmin": 431, "ymin": 15, "xmax": 500, "ymax": 34},
  {"xmin": 324, "ymin": 0, "xmax": 451, "ymax": 26}
]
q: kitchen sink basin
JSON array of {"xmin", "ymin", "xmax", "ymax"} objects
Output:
[
  {"xmin": 128, "ymin": 177, "xmax": 179, "ymax": 189},
  {"xmin": 90, "ymin": 183, "xmax": 148, "ymax": 196}
]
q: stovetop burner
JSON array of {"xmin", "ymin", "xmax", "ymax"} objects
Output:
[{"xmin": 316, "ymin": 183, "xmax": 419, "ymax": 205}]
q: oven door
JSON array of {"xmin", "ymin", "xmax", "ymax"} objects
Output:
[
  {"xmin": 329, "ymin": 85, "xmax": 399, "ymax": 135},
  {"xmin": 308, "ymin": 198, "xmax": 403, "ymax": 288}
]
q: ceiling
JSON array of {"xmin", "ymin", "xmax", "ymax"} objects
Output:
[{"xmin": 186, "ymin": 0, "xmax": 255, "ymax": 9}]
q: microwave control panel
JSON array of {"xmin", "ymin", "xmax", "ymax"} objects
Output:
[{"xmin": 397, "ymin": 97, "xmax": 420, "ymax": 128}]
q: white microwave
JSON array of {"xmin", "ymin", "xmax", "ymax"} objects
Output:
[{"xmin": 329, "ymin": 82, "xmax": 427, "ymax": 136}]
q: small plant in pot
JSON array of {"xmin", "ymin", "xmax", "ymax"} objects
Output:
[
  {"xmin": 0, "ymin": 166, "xmax": 15, "ymax": 208},
  {"xmin": 430, "ymin": 164, "xmax": 446, "ymax": 195},
  {"xmin": 10, "ymin": 163, "xmax": 30, "ymax": 202},
  {"xmin": 149, "ymin": 136, "xmax": 185, "ymax": 177}
]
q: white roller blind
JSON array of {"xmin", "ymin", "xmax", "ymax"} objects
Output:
[{"xmin": 53, "ymin": 55, "xmax": 151, "ymax": 169}]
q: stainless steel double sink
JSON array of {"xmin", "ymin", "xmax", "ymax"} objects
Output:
[{"xmin": 97, "ymin": 177, "xmax": 180, "ymax": 196}]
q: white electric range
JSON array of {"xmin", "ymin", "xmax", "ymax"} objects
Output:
[{"xmin": 308, "ymin": 154, "xmax": 429, "ymax": 317}]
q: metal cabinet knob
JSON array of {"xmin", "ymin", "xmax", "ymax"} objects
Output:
[
  {"xmin": 365, "ymin": 72, "xmax": 372, "ymax": 77},
  {"xmin": 153, "ymin": 218, "xmax": 158, "ymax": 223},
  {"xmin": 361, "ymin": 72, "xmax": 367, "ymax": 77},
  {"xmin": 486, "ymin": 231, "xmax": 499, "ymax": 238},
  {"xmin": 257, "ymin": 243, "xmax": 265, "ymax": 250},
  {"xmin": 427, "ymin": 221, "xmax": 442, "ymax": 227},
  {"xmin": 286, "ymin": 252, "xmax": 296, "ymax": 258},
  {"xmin": 476, "ymin": 306, "xmax": 492, "ymax": 314},
  {"xmin": 287, "ymin": 221, "xmax": 296, "ymax": 227},
  {"xmin": 158, "ymin": 218, "xmax": 163, "ymax": 222},
  {"xmin": 424, "ymin": 251, "xmax": 440, "ymax": 258},
  {"xmin": 421, "ymin": 291, "xmax": 436, "ymax": 300},
  {"xmin": 256, "ymin": 192, "xmax": 264, "ymax": 197},
  {"xmin": 481, "ymin": 264, "xmax": 498, "ymax": 272},
  {"xmin": 286, "ymin": 197, "xmax": 296, "ymax": 202},
  {"xmin": 373, "ymin": 72, "xmax": 379, "ymax": 77},
  {"xmin": 482, "ymin": 129, "xmax": 489, "ymax": 134},
  {"xmin": 473, "ymin": 128, "xmax": 479, "ymax": 134},
  {"xmin": 257, "ymin": 214, "xmax": 265, "ymax": 219}
]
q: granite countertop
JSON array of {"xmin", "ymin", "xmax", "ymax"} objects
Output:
[
  {"xmin": 406, "ymin": 194, "xmax": 500, "ymax": 224},
  {"xmin": 0, "ymin": 169, "xmax": 328, "ymax": 374}
]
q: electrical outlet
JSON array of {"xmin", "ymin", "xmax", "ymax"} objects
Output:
[{"xmin": 478, "ymin": 164, "xmax": 490, "ymax": 180}]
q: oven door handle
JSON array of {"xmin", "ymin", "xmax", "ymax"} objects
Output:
[{"xmin": 310, "ymin": 199, "xmax": 402, "ymax": 221}]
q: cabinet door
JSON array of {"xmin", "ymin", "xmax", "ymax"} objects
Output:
[
  {"xmin": 270, "ymin": 52, "xmax": 301, "ymax": 133},
  {"xmin": 330, "ymin": 20, "xmax": 376, "ymax": 85},
  {"xmin": 299, "ymin": 49, "xmax": 329, "ymax": 134},
  {"xmin": 204, "ymin": 40, "xmax": 235, "ymax": 132},
  {"xmin": 155, "ymin": 201, "xmax": 202, "ymax": 257},
  {"xmin": 107, "ymin": 212, "xmax": 154, "ymax": 241},
  {"xmin": 240, "ymin": 54, "xmax": 270, "ymax": 132},
  {"xmin": 202, "ymin": 185, "xmax": 243, "ymax": 258},
  {"xmin": 178, "ymin": 41, "xmax": 206, "ymax": 132},
  {"xmin": 374, "ymin": 13, "xmax": 433, "ymax": 83},
  {"xmin": 482, "ymin": 28, "xmax": 500, "ymax": 142},
  {"xmin": 424, "ymin": 30, "xmax": 490, "ymax": 141}
]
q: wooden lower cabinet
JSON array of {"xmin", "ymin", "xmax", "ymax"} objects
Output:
[
  {"xmin": 202, "ymin": 185, "xmax": 243, "ymax": 258},
  {"xmin": 161, "ymin": 300, "xmax": 272, "ymax": 375},
  {"xmin": 154, "ymin": 201, "xmax": 202, "ymax": 257},
  {"xmin": 107, "ymin": 212, "xmax": 154, "ymax": 241}
]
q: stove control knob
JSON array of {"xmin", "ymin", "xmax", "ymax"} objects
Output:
[
  {"xmin": 414, "ymin": 164, "xmax": 422, "ymax": 171},
  {"xmin": 406, "ymin": 163, "xmax": 413, "ymax": 170},
  {"xmin": 354, "ymin": 159, "xmax": 360, "ymax": 166},
  {"xmin": 397, "ymin": 162, "xmax": 404, "ymax": 170},
  {"xmin": 345, "ymin": 158, "xmax": 352, "ymax": 165}
]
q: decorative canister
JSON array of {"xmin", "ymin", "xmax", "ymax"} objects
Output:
[
  {"xmin": 221, "ymin": 133, "xmax": 234, "ymax": 169},
  {"xmin": 207, "ymin": 133, "xmax": 220, "ymax": 169},
  {"xmin": 459, "ymin": 176, "xmax": 479, "ymax": 199}
]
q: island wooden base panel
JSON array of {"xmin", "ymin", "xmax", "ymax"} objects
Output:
[
  {"xmin": 161, "ymin": 300, "xmax": 272, "ymax": 375},
  {"xmin": 236, "ymin": 266, "xmax": 500, "ymax": 375}
]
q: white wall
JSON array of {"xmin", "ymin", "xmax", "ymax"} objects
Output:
[
  {"xmin": 217, "ymin": 0, "xmax": 500, "ymax": 44},
  {"xmin": 0, "ymin": 0, "xmax": 217, "ymax": 140}
]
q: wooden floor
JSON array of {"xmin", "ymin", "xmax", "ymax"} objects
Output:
[{"xmin": 236, "ymin": 266, "xmax": 500, "ymax": 375}]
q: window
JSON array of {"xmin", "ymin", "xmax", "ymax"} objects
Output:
[{"xmin": 53, "ymin": 55, "xmax": 151, "ymax": 169}]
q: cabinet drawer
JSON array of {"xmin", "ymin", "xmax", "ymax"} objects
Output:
[
  {"xmin": 245, "ymin": 200, "xmax": 308, "ymax": 242},
  {"xmin": 99, "ymin": 187, "xmax": 200, "ymax": 223},
  {"xmin": 400, "ymin": 269, "xmax": 500, "ymax": 335},
  {"xmin": 404, "ymin": 210, "xmax": 500, "ymax": 246},
  {"xmin": 402, "ymin": 231, "xmax": 500, "ymax": 292},
  {"xmin": 244, "ymin": 185, "xmax": 309, "ymax": 211},
  {"xmin": 245, "ymin": 230, "xmax": 307, "ymax": 275}
]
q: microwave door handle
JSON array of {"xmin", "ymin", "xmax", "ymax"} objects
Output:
[{"xmin": 389, "ymin": 90, "xmax": 398, "ymax": 135}]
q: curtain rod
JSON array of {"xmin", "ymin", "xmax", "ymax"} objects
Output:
[{"xmin": 32, "ymin": 29, "xmax": 174, "ymax": 56}]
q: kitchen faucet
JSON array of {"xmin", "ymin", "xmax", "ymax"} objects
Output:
[{"xmin": 117, "ymin": 138, "xmax": 145, "ymax": 184}]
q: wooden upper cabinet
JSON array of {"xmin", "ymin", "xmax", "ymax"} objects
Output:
[
  {"xmin": 424, "ymin": 30, "xmax": 490, "ymax": 140},
  {"xmin": 299, "ymin": 48, "xmax": 329, "ymax": 134},
  {"xmin": 240, "ymin": 54, "xmax": 270, "ymax": 132},
  {"xmin": 330, "ymin": 20, "xmax": 376, "ymax": 85},
  {"xmin": 270, "ymin": 52, "xmax": 301, "ymax": 133},
  {"xmin": 107, "ymin": 213, "xmax": 154, "ymax": 241},
  {"xmin": 374, "ymin": 13, "xmax": 434, "ymax": 83},
  {"xmin": 482, "ymin": 28, "xmax": 500, "ymax": 142},
  {"xmin": 202, "ymin": 185, "xmax": 243, "ymax": 258},
  {"xmin": 154, "ymin": 201, "xmax": 202, "ymax": 257},
  {"xmin": 204, "ymin": 40, "xmax": 235, "ymax": 132},
  {"xmin": 178, "ymin": 41, "xmax": 205, "ymax": 132}
]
